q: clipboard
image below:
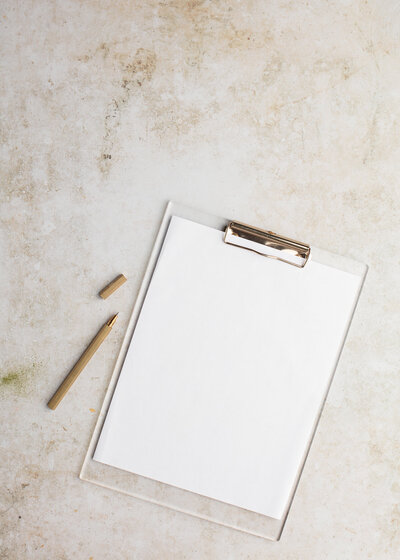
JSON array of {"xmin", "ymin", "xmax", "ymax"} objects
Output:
[{"xmin": 80, "ymin": 201, "xmax": 367, "ymax": 540}]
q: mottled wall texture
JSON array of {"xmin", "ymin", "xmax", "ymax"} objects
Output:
[{"xmin": 1, "ymin": 1, "xmax": 399, "ymax": 559}]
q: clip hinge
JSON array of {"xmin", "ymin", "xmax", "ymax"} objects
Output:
[{"xmin": 224, "ymin": 221, "xmax": 310, "ymax": 268}]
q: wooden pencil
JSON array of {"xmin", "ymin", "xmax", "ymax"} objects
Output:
[{"xmin": 47, "ymin": 314, "xmax": 118, "ymax": 410}]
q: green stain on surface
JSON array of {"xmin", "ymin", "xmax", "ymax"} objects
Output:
[
  {"xmin": 1, "ymin": 372, "xmax": 20, "ymax": 385},
  {"xmin": 0, "ymin": 363, "xmax": 42, "ymax": 395}
]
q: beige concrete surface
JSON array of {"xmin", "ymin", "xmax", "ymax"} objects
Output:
[{"xmin": 0, "ymin": 1, "xmax": 399, "ymax": 558}]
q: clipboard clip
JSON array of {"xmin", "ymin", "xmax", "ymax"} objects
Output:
[{"xmin": 224, "ymin": 222, "xmax": 310, "ymax": 268}]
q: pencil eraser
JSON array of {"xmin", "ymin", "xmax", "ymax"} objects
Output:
[{"xmin": 99, "ymin": 274, "xmax": 127, "ymax": 299}]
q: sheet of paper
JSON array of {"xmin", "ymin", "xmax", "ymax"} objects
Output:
[{"xmin": 94, "ymin": 216, "xmax": 362, "ymax": 519}]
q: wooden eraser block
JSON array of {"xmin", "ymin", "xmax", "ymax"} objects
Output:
[{"xmin": 99, "ymin": 274, "xmax": 127, "ymax": 299}]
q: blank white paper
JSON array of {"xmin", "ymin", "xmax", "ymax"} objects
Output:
[{"xmin": 94, "ymin": 216, "xmax": 362, "ymax": 519}]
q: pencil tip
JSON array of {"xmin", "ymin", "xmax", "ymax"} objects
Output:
[{"xmin": 108, "ymin": 313, "xmax": 118, "ymax": 327}]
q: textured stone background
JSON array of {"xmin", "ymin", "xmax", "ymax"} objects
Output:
[{"xmin": 1, "ymin": 1, "xmax": 399, "ymax": 558}]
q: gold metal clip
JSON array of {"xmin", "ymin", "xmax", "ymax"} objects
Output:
[{"xmin": 224, "ymin": 221, "xmax": 310, "ymax": 268}]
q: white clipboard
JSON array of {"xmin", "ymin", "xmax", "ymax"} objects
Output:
[{"xmin": 80, "ymin": 201, "xmax": 367, "ymax": 540}]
